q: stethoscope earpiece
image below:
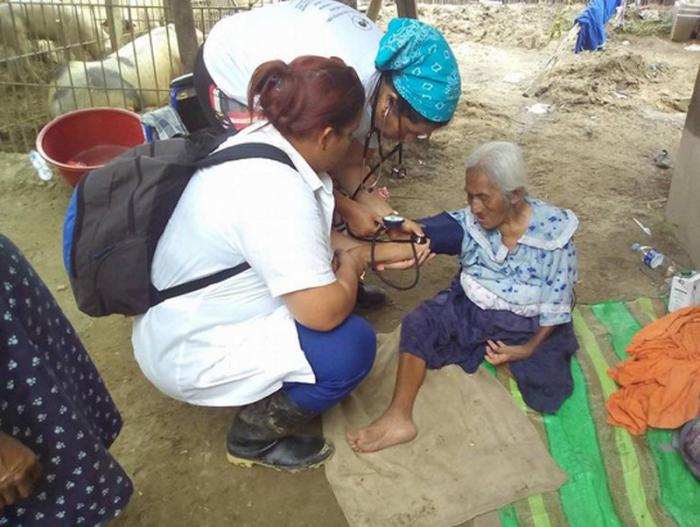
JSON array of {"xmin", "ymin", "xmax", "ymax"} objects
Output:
[
  {"xmin": 383, "ymin": 99, "xmax": 393, "ymax": 121},
  {"xmin": 355, "ymin": 88, "xmax": 408, "ymax": 198}
]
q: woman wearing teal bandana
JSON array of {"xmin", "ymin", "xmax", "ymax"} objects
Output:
[
  {"xmin": 343, "ymin": 17, "xmax": 462, "ymax": 241},
  {"xmin": 199, "ymin": 2, "xmax": 461, "ymax": 304}
]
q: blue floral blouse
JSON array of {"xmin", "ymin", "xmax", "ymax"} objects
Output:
[{"xmin": 421, "ymin": 197, "xmax": 579, "ymax": 326}]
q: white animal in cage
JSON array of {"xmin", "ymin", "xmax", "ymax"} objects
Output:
[
  {"xmin": 66, "ymin": 0, "xmax": 167, "ymax": 39},
  {"xmin": 0, "ymin": 0, "xmax": 113, "ymax": 61},
  {"xmin": 48, "ymin": 24, "xmax": 202, "ymax": 117},
  {"xmin": 119, "ymin": 0, "xmax": 166, "ymax": 35}
]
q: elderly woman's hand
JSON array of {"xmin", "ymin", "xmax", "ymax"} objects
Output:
[
  {"xmin": 484, "ymin": 340, "xmax": 533, "ymax": 365},
  {"xmin": 375, "ymin": 239, "xmax": 434, "ymax": 271}
]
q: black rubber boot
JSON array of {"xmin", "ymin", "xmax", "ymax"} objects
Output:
[
  {"xmin": 356, "ymin": 282, "xmax": 387, "ymax": 309},
  {"xmin": 226, "ymin": 391, "xmax": 334, "ymax": 472}
]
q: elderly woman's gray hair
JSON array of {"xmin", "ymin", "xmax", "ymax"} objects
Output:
[{"xmin": 465, "ymin": 141, "xmax": 527, "ymax": 195}]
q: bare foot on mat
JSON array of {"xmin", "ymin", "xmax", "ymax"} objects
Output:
[{"xmin": 346, "ymin": 411, "xmax": 417, "ymax": 453}]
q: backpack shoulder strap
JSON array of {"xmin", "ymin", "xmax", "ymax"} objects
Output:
[
  {"xmin": 150, "ymin": 262, "xmax": 252, "ymax": 307},
  {"xmin": 150, "ymin": 142, "xmax": 298, "ymax": 308},
  {"xmin": 195, "ymin": 142, "xmax": 296, "ymax": 171}
]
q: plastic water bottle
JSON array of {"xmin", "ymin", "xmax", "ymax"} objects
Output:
[
  {"xmin": 28, "ymin": 150, "xmax": 53, "ymax": 181},
  {"xmin": 631, "ymin": 243, "xmax": 676, "ymax": 275}
]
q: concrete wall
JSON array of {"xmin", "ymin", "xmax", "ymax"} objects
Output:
[
  {"xmin": 666, "ymin": 66, "xmax": 700, "ymax": 267},
  {"xmin": 671, "ymin": 2, "xmax": 700, "ymax": 42}
]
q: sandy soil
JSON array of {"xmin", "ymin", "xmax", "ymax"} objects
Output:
[{"xmin": 0, "ymin": 3, "xmax": 698, "ymax": 526}]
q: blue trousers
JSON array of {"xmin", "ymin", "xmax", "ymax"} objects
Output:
[{"xmin": 283, "ymin": 315, "xmax": 377, "ymax": 413}]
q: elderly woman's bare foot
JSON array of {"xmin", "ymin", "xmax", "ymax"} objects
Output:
[{"xmin": 346, "ymin": 411, "xmax": 417, "ymax": 453}]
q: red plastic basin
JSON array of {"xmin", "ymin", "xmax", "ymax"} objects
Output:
[{"xmin": 36, "ymin": 107, "xmax": 145, "ymax": 187}]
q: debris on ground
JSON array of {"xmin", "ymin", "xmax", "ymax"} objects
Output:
[{"xmin": 653, "ymin": 148, "xmax": 673, "ymax": 169}]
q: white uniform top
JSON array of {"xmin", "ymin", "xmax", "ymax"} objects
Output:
[
  {"xmin": 131, "ymin": 121, "xmax": 337, "ymax": 407},
  {"xmin": 203, "ymin": 0, "xmax": 383, "ymax": 143}
]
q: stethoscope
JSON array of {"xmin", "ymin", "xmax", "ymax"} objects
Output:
[
  {"xmin": 351, "ymin": 84, "xmax": 407, "ymax": 201},
  {"xmin": 345, "ymin": 85, "xmax": 427, "ymax": 290},
  {"xmin": 351, "ymin": 214, "xmax": 428, "ymax": 291}
]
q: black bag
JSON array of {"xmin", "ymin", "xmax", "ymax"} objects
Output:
[{"xmin": 63, "ymin": 132, "xmax": 295, "ymax": 317}]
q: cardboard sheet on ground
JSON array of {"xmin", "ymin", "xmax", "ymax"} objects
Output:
[{"xmin": 323, "ymin": 326, "xmax": 567, "ymax": 527}]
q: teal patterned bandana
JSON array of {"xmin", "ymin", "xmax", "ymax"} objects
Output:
[{"xmin": 375, "ymin": 18, "xmax": 461, "ymax": 123}]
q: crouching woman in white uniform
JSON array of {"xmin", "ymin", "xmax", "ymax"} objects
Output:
[{"xmin": 132, "ymin": 56, "xmax": 427, "ymax": 472}]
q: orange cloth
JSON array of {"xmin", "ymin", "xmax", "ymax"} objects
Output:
[{"xmin": 606, "ymin": 307, "xmax": 700, "ymax": 435}]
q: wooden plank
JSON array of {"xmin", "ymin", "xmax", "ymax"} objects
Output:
[
  {"xmin": 395, "ymin": 0, "xmax": 418, "ymax": 19},
  {"xmin": 523, "ymin": 24, "xmax": 578, "ymax": 98},
  {"xmin": 367, "ymin": 0, "xmax": 382, "ymax": 21},
  {"xmin": 169, "ymin": 0, "xmax": 199, "ymax": 73}
]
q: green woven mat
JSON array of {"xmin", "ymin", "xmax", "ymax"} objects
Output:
[{"xmin": 485, "ymin": 298, "xmax": 700, "ymax": 527}]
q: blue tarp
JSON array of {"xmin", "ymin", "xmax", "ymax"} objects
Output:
[{"xmin": 574, "ymin": 0, "xmax": 622, "ymax": 53}]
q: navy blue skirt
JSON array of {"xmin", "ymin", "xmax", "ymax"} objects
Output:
[
  {"xmin": 0, "ymin": 235, "xmax": 132, "ymax": 526},
  {"xmin": 400, "ymin": 277, "xmax": 578, "ymax": 413}
]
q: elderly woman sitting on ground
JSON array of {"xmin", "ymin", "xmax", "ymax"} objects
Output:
[{"xmin": 348, "ymin": 141, "xmax": 580, "ymax": 453}]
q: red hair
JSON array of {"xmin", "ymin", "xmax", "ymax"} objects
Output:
[{"xmin": 247, "ymin": 55, "xmax": 365, "ymax": 138}]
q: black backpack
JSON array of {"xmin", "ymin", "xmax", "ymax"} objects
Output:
[{"xmin": 63, "ymin": 132, "xmax": 296, "ymax": 317}]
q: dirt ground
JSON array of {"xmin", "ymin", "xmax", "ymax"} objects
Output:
[{"xmin": 0, "ymin": 3, "xmax": 698, "ymax": 526}]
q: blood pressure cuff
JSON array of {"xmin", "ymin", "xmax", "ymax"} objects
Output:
[{"xmin": 417, "ymin": 212, "xmax": 464, "ymax": 256}]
